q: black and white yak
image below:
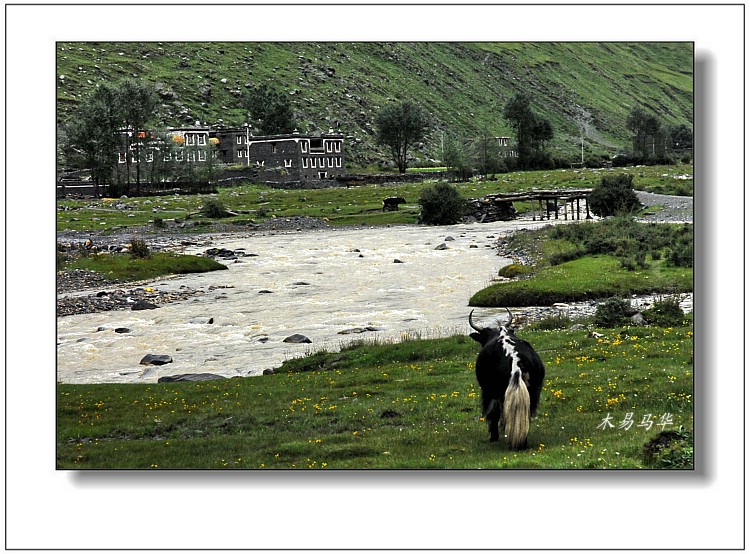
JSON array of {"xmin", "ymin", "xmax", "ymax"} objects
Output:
[{"xmin": 468, "ymin": 309, "xmax": 546, "ymax": 449}]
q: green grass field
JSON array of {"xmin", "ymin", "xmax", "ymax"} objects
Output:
[
  {"xmin": 57, "ymin": 326, "xmax": 693, "ymax": 470},
  {"xmin": 56, "ymin": 164, "xmax": 692, "ymax": 234}
]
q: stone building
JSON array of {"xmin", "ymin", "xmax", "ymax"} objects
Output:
[{"xmin": 212, "ymin": 129, "xmax": 345, "ymax": 183}]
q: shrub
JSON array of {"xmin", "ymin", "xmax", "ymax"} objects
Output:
[
  {"xmin": 643, "ymin": 297, "xmax": 685, "ymax": 327},
  {"xmin": 588, "ymin": 174, "xmax": 642, "ymax": 217},
  {"xmin": 130, "ymin": 239, "xmax": 151, "ymax": 259},
  {"xmin": 594, "ymin": 297, "xmax": 635, "ymax": 328},
  {"xmin": 498, "ymin": 263, "xmax": 532, "ymax": 278},
  {"xmin": 527, "ymin": 313, "xmax": 574, "ymax": 331},
  {"xmin": 418, "ymin": 182, "xmax": 467, "ymax": 225},
  {"xmin": 153, "ymin": 217, "xmax": 165, "ymax": 228},
  {"xmin": 643, "ymin": 428, "xmax": 693, "ymax": 469},
  {"xmin": 201, "ymin": 199, "xmax": 230, "ymax": 219}
]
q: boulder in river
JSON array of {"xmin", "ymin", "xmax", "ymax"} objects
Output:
[
  {"xmin": 132, "ymin": 300, "xmax": 159, "ymax": 311},
  {"xmin": 283, "ymin": 334, "xmax": 312, "ymax": 344},
  {"xmin": 158, "ymin": 373, "xmax": 226, "ymax": 383},
  {"xmin": 140, "ymin": 354, "xmax": 173, "ymax": 366}
]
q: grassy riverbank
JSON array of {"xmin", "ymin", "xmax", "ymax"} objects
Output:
[
  {"xmin": 56, "ymin": 164, "xmax": 692, "ymax": 233},
  {"xmin": 60, "ymin": 252, "xmax": 227, "ymax": 282},
  {"xmin": 471, "ymin": 219, "xmax": 693, "ymax": 307},
  {"xmin": 57, "ymin": 325, "xmax": 693, "ymax": 470}
]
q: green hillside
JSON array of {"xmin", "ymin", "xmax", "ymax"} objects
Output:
[{"xmin": 57, "ymin": 42, "xmax": 693, "ymax": 168}]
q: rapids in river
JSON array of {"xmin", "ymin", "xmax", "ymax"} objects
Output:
[{"xmin": 58, "ymin": 219, "xmax": 560, "ymax": 384}]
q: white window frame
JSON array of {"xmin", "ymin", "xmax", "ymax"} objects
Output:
[
  {"xmin": 302, "ymin": 158, "xmax": 309, "ymax": 168},
  {"xmin": 311, "ymin": 158, "xmax": 317, "ymax": 168},
  {"xmin": 198, "ymin": 150, "xmax": 207, "ymax": 162},
  {"xmin": 198, "ymin": 134, "xmax": 207, "ymax": 146},
  {"xmin": 163, "ymin": 152, "xmax": 172, "ymax": 162},
  {"xmin": 175, "ymin": 151, "xmax": 184, "ymax": 162},
  {"xmin": 284, "ymin": 159, "xmax": 292, "ymax": 168},
  {"xmin": 326, "ymin": 141, "xmax": 333, "ymax": 153},
  {"xmin": 238, "ymin": 149, "xmax": 244, "ymax": 158},
  {"xmin": 336, "ymin": 157, "xmax": 342, "ymax": 168},
  {"xmin": 186, "ymin": 134, "xmax": 196, "ymax": 146},
  {"xmin": 334, "ymin": 141, "xmax": 341, "ymax": 153},
  {"xmin": 301, "ymin": 141, "xmax": 308, "ymax": 153},
  {"xmin": 118, "ymin": 152, "xmax": 127, "ymax": 164},
  {"xmin": 237, "ymin": 135, "xmax": 243, "ymax": 145}
]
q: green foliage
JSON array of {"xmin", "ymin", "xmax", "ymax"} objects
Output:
[
  {"xmin": 375, "ymin": 101, "xmax": 431, "ymax": 173},
  {"xmin": 201, "ymin": 198, "xmax": 230, "ymax": 219},
  {"xmin": 588, "ymin": 174, "xmax": 642, "ymax": 217},
  {"xmin": 643, "ymin": 428, "xmax": 693, "ymax": 469},
  {"xmin": 418, "ymin": 182, "xmax": 467, "ymax": 225},
  {"xmin": 243, "ymin": 84, "xmax": 296, "ymax": 135},
  {"xmin": 498, "ymin": 263, "xmax": 532, "ymax": 278},
  {"xmin": 503, "ymin": 93, "xmax": 554, "ymax": 170},
  {"xmin": 526, "ymin": 313, "xmax": 575, "ymax": 331},
  {"xmin": 594, "ymin": 297, "xmax": 635, "ymax": 328},
  {"xmin": 643, "ymin": 297, "xmax": 686, "ymax": 327},
  {"xmin": 129, "ymin": 239, "xmax": 151, "ymax": 259}
]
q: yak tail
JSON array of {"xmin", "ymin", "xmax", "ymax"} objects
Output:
[{"xmin": 504, "ymin": 371, "xmax": 531, "ymax": 449}]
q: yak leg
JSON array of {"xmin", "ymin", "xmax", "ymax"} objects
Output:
[{"xmin": 483, "ymin": 397, "xmax": 502, "ymax": 442}]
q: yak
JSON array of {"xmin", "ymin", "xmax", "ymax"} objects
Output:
[
  {"xmin": 468, "ymin": 309, "xmax": 545, "ymax": 449},
  {"xmin": 383, "ymin": 197, "xmax": 406, "ymax": 212}
]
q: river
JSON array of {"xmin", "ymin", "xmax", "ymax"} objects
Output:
[{"xmin": 57, "ymin": 219, "xmax": 567, "ymax": 384}]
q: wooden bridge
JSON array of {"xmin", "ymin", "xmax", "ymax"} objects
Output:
[{"xmin": 483, "ymin": 188, "xmax": 594, "ymax": 221}]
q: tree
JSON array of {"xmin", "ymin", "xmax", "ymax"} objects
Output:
[
  {"xmin": 244, "ymin": 85, "xmax": 297, "ymax": 135},
  {"xmin": 625, "ymin": 107, "xmax": 668, "ymax": 160},
  {"xmin": 503, "ymin": 93, "xmax": 554, "ymax": 170},
  {"xmin": 62, "ymin": 82, "xmax": 123, "ymax": 196},
  {"xmin": 442, "ymin": 132, "xmax": 473, "ymax": 181},
  {"xmin": 473, "ymin": 128, "xmax": 503, "ymax": 177},
  {"xmin": 587, "ymin": 174, "xmax": 642, "ymax": 217},
  {"xmin": 375, "ymin": 101, "xmax": 430, "ymax": 173},
  {"xmin": 117, "ymin": 79, "xmax": 158, "ymax": 191},
  {"xmin": 418, "ymin": 182, "xmax": 467, "ymax": 225}
]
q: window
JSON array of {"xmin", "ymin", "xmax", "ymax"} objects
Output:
[
  {"xmin": 271, "ymin": 144, "xmax": 277, "ymax": 154},
  {"xmin": 336, "ymin": 157, "xmax": 342, "ymax": 168},
  {"xmin": 326, "ymin": 142, "xmax": 333, "ymax": 153},
  {"xmin": 302, "ymin": 158, "xmax": 308, "ymax": 168},
  {"xmin": 334, "ymin": 141, "xmax": 341, "ymax": 153},
  {"xmin": 198, "ymin": 134, "xmax": 207, "ymax": 146},
  {"xmin": 118, "ymin": 152, "xmax": 127, "ymax": 164},
  {"xmin": 175, "ymin": 151, "xmax": 184, "ymax": 162},
  {"xmin": 146, "ymin": 151, "xmax": 154, "ymax": 163},
  {"xmin": 237, "ymin": 149, "xmax": 244, "ymax": 158},
  {"xmin": 187, "ymin": 151, "xmax": 196, "ymax": 162},
  {"xmin": 318, "ymin": 171, "xmax": 328, "ymax": 179},
  {"xmin": 163, "ymin": 152, "xmax": 172, "ymax": 162},
  {"xmin": 311, "ymin": 158, "xmax": 317, "ymax": 168},
  {"xmin": 198, "ymin": 150, "xmax": 207, "ymax": 162},
  {"xmin": 328, "ymin": 157, "xmax": 334, "ymax": 167},
  {"xmin": 186, "ymin": 134, "xmax": 196, "ymax": 146},
  {"xmin": 237, "ymin": 136, "xmax": 243, "ymax": 145},
  {"xmin": 284, "ymin": 159, "xmax": 292, "ymax": 168},
  {"xmin": 309, "ymin": 138, "xmax": 323, "ymax": 152},
  {"xmin": 301, "ymin": 141, "xmax": 308, "ymax": 153}
]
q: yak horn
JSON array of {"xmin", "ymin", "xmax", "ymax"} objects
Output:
[
  {"xmin": 468, "ymin": 309, "xmax": 482, "ymax": 332},
  {"xmin": 506, "ymin": 308, "xmax": 513, "ymax": 327}
]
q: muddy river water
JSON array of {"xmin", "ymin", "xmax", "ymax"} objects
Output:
[{"xmin": 57, "ymin": 219, "xmax": 572, "ymax": 384}]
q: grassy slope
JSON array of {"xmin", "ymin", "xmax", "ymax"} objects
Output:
[
  {"xmin": 57, "ymin": 327, "xmax": 693, "ymax": 469},
  {"xmin": 57, "ymin": 42, "xmax": 693, "ymax": 165}
]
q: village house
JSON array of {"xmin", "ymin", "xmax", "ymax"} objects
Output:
[
  {"xmin": 113, "ymin": 126, "xmax": 345, "ymax": 185},
  {"xmin": 212, "ymin": 128, "xmax": 345, "ymax": 183}
]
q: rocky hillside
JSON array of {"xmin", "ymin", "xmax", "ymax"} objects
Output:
[{"xmin": 57, "ymin": 42, "xmax": 693, "ymax": 168}]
